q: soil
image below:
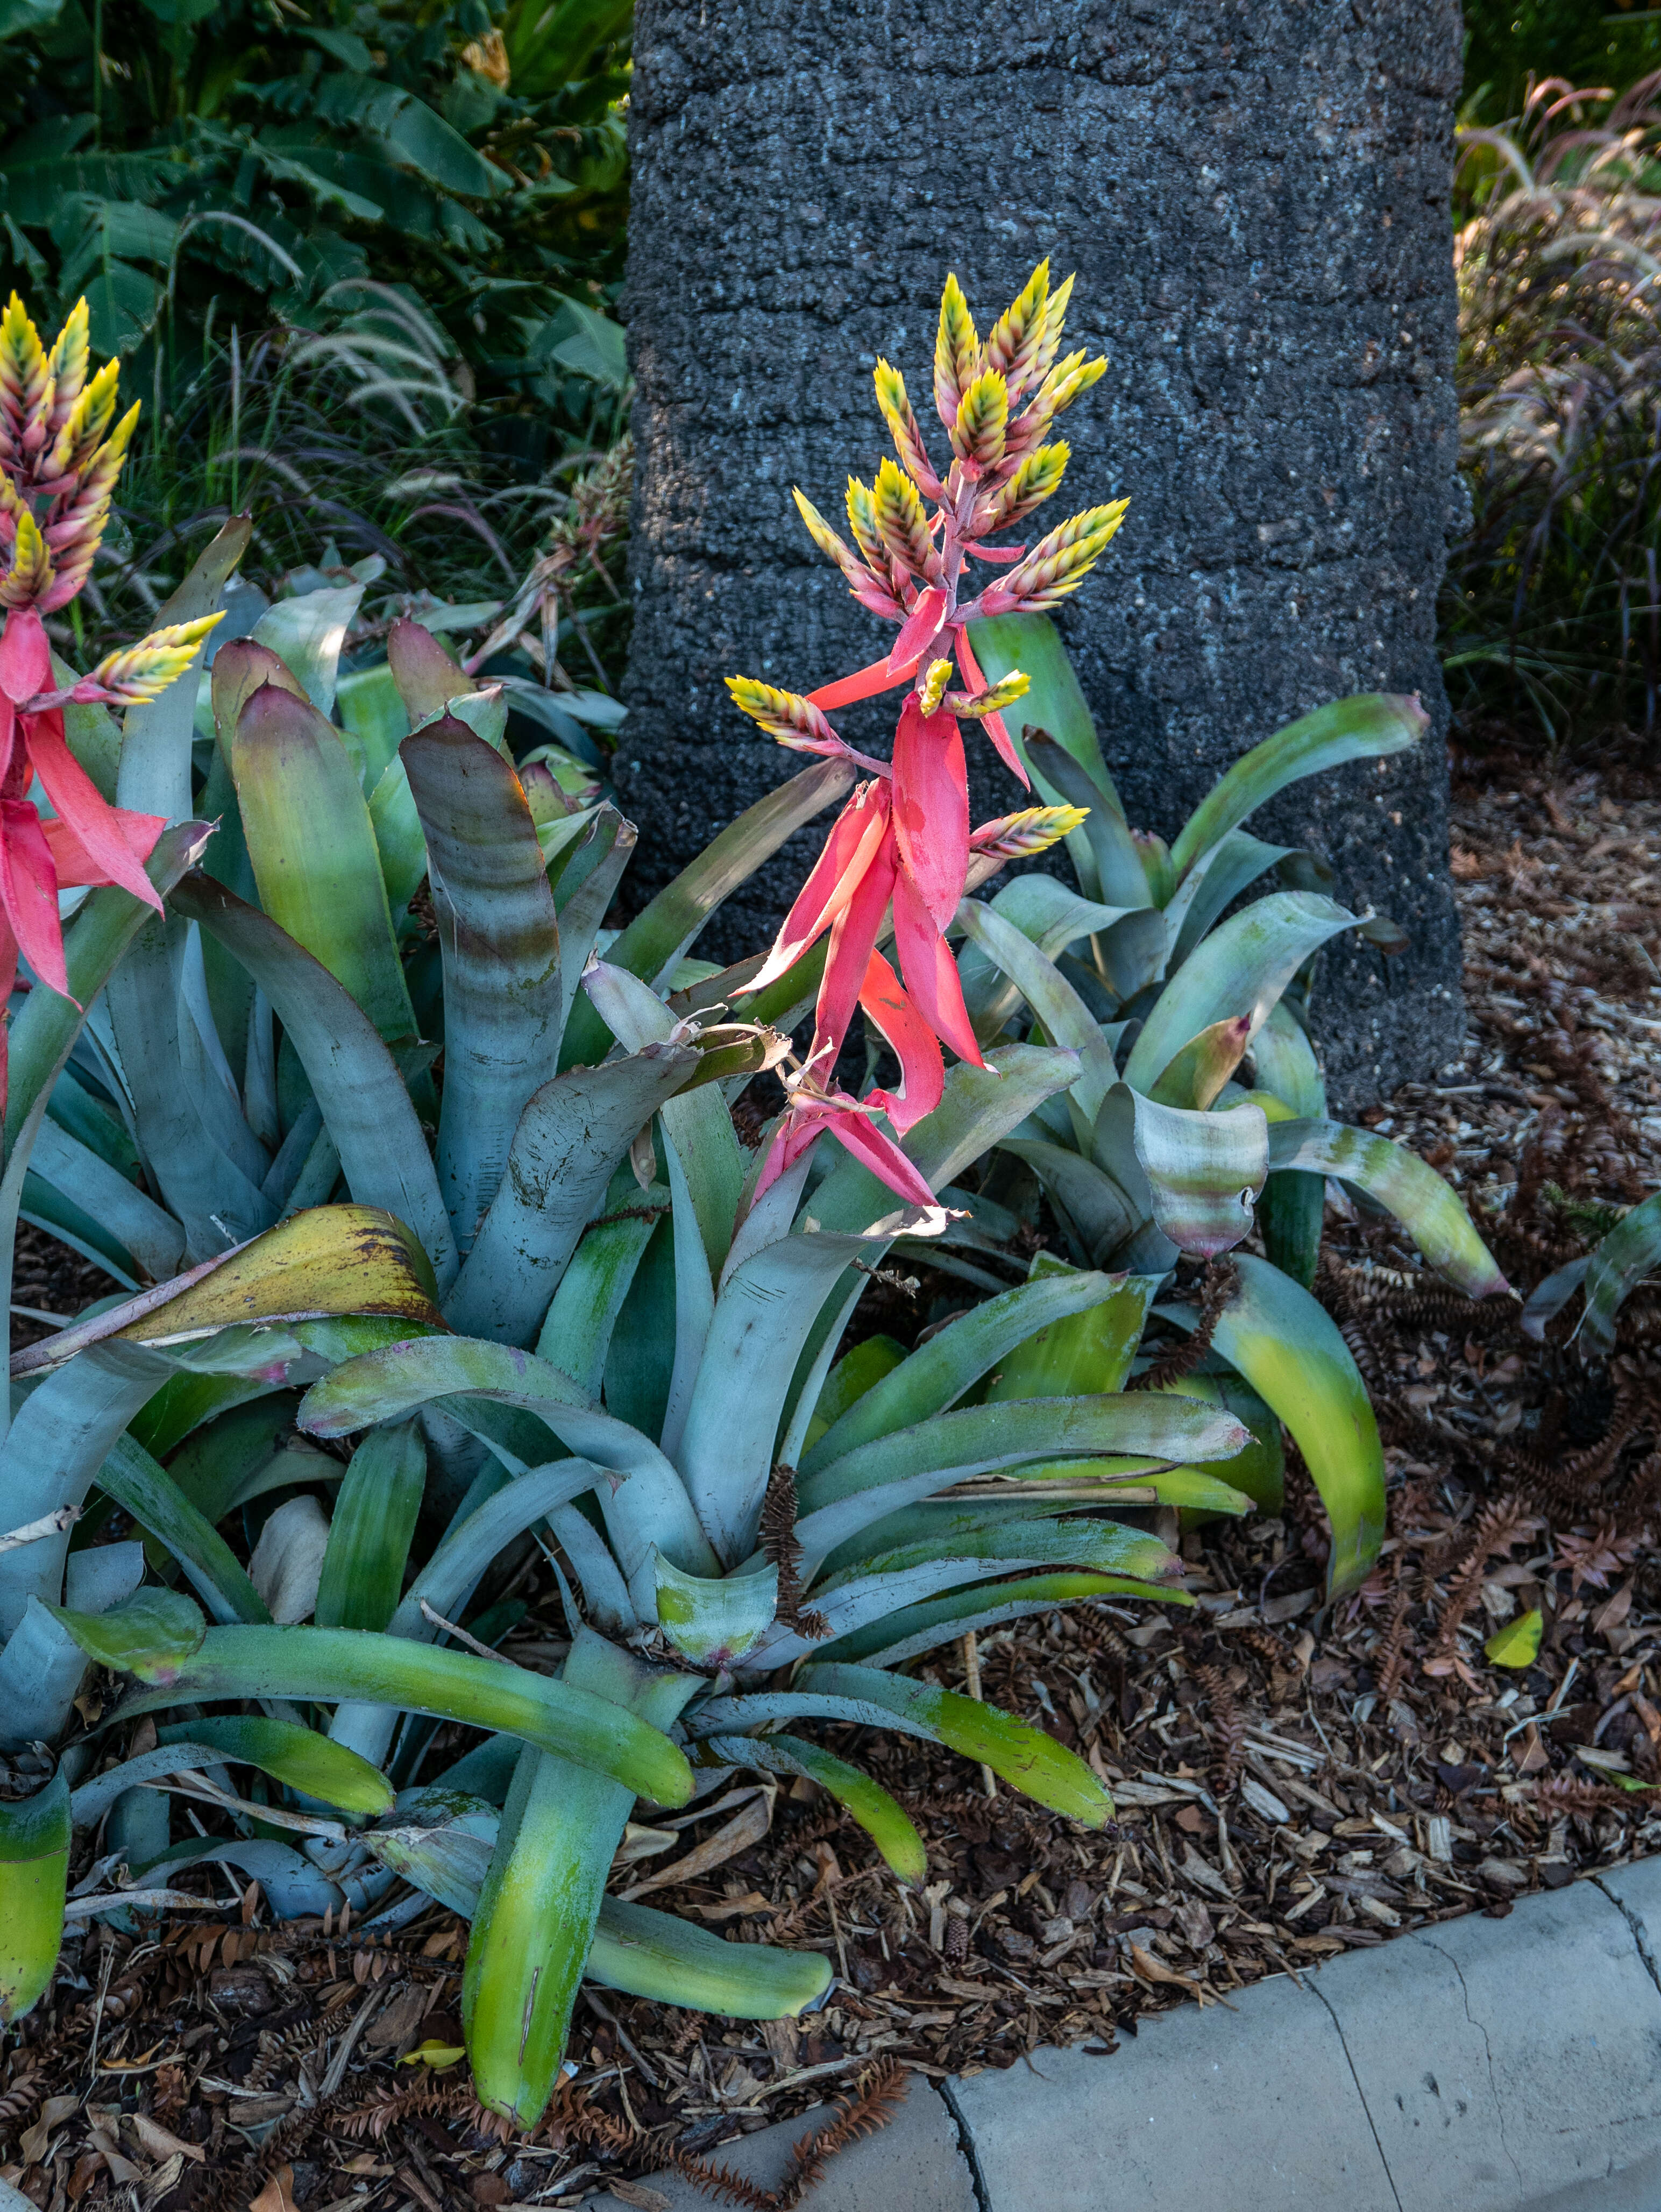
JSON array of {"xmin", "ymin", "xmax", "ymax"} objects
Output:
[{"xmin": 6, "ymin": 743, "xmax": 1661, "ymax": 2211}]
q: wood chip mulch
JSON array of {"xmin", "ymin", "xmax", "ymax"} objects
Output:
[{"xmin": 7, "ymin": 742, "xmax": 1661, "ymax": 2211}]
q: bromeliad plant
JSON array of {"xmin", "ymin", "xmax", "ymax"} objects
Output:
[
  {"xmin": 935, "ymin": 612, "xmax": 1511, "ymax": 1593},
  {"xmin": 0, "ymin": 265, "xmax": 1481, "ymax": 2140},
  {"xmin": 715, "ymin": 262, "xmax": 1507, "ymax": 1604},
  {"xmin": 0, "ymin": 324, "xmax": 1255, "ymax": 2128}
]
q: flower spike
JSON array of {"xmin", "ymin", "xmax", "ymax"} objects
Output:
[
  {"xmin": 983, "ymin": 261, "xmax": 1054, "ymax": 404},
  {"xmin": 731, "ymin": 259, "xmax": 1124, "ymax": 1211},
  {"xmin": 872, "ymin": 360, "xmax": 942, "ymax": 500},
  {"xmin": 933, "ymin": 272, "xmax": 981, "ymax": 431},
  {"xmin": 725, "ymin": 676, "xmax": 845, "ymax": 757},
  {"xmin": 971, "ymin": 804, "xmax": 1090, "ymax": 860},
  {"xmin": 81, "ymin": 614, "xmax": 224, "ymax": 705}
]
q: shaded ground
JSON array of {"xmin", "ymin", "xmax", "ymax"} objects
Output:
[{"xmin": 5, "ymin": 746, "xmax": 1661, "ymax": 2210}]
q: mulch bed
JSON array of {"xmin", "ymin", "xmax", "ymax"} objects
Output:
[{"xmin": 6, "ymin": 742, "xmax": 1661, "ymax": 2210}]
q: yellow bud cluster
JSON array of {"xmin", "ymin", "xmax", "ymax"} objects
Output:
[
  {"xmin": 981, "ymin": 260, "xmax": 1053, "ymax": 402},
  {"xmin": 872, "ymin": 359, "xmax": 941, "ymax": 497},
  {"xmin": 0, "ymin": 296, "xmax": 139, "ymax": 613},
  {"xmin": 916, "ymin": 658, "xmax": 953, "ymax": 715},
  {"xmin": 0, "ymin": 508, "xmax": 52, "ymax": 608},
  {"xmin": 972, "ymin": 804, "xmax": 1090, "ymax": 860},
  {"xmin": 724, "ymin": 674, "xmax": 840, "ymax": 751},
  {"xmin": 88, "ymin": 613, "xmax": 224, "ymax": 703},
  {"xmin": 1002, "ymin": 501, "xmax": 1128, "ymax": 609},
  {"xmin": 794, "ymin": 486, "xmax": 851, "ymax": 565},
  {"xmin": 950, "ymin": 669, "xmax": 1031, "ymax": 719},
  {"xmin": 44, "ymin": 299, "xmax": 90, "ymax": 443},
  {"xmin": 979, "ymin": 442, "xmax": 1070, "ymax": 533},
  {"xmin": 871, "ymin": 457, "xmax": 935, "ymax": 578},
  {"xmin": 933, "ymin": 272, "xmax": 981, "ymax": 429},
  {"xmin": 0, "ymin": 295, "xmax": 49, "ymax": 464},
  {"xmin": 45, "ymin": 358, "xmax": 120, "ymax": 485},
  {"xmin": 844, "ymin": 476, "xmax": 889, "ymax": 574},
  {"xmin": 1010, "ymin": 348, "xmax": 1108, "ymax": 459},
  {"xmin": 793, "ymin": 486, "xmax": 903, "ymax": 618},
  {"xmin": 951, "ymin": 367, "xmax": 1009, "ymax": 468}
]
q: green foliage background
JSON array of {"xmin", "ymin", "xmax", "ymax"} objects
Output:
[
  {"xmin": 0, "ymin": 0, "xmax": 635, "ymax": 642},
  {"xmin": 1463, "ymin": 0, "xmax": 1661, "ymax": 117}
]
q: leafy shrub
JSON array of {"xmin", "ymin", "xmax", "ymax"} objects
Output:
[
  {"xmin": 0, "ymin": 0, "xmax": 628, "ymax": 387},
  {"xmin": 0, "ymin": 1, "xmax": 634, "ymax": 656}
]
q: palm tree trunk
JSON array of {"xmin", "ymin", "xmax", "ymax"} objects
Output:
[{"xmin": 619, "ymin": 0, "xmax": 1465, "ymax": 1107}]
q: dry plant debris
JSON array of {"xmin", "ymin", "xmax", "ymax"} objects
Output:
[{"xmin": 9, "ymin": 748, "xmax": 1661, "ymax": 2208}]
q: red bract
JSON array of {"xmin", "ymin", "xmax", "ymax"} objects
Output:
[
  {"xmin": 0, "ymin": 606, "xmax": 171, "ymax": 1096},
  {"xmin": 728, "ymin": 261, "xmax": 1124, "ymax": 1204},
  {"xmin": 0, "ymin": 297, "xmax": 225, "ymax": 1110}
]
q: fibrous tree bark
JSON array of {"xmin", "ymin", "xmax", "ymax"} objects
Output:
[{"xmin": 620, "ymin": 0, "xmax": 1465, "ymax": 1107}]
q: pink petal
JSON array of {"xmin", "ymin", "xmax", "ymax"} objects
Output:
[
  {"xmin": 751, "ymin": 1107, "xmax": 823, "ymax": 1205},
  {"xmin": 888, "ymin": 587, "xmax": 947, "ymax": 672},
  {"xmin": 969, "ymin": 584, "xmax": 1019, "ymax": 620},
  {"xmin": 0, "ymin": 698, "xmax": 17, "ymax": 798},
  {"xmin": 891, "ymin": 695, "xmax": 969, "ymax": 932},
  {"xmin": 0, "ymin": 799, "xmax": 70, "ymax": 1001},
  {"xmin": 977, "ymin": 708, "xmax": 1027, "ymax": 782},
  {"xmin": 0, "ymin": 910, "xmax": 16, "ymax": 1121},
  {"xmin": 817, "ymin": 1100, "xmax": 938, "ymax": 1211},
  {"xmin": 749, "ymin": 782, "xmax": 892, "ymax": 992},
  {"xmin": 859, "ymin": 949, "xmax": 944, "ymax": 1133},
  {"xmin": 812, "ymin": 832, "xmax": 897, "ymax": 1067},
  {"xmin": 26, "ymin": 711, "xmax": 165, "ymax": 909},
  {"xmin": 0, "ymin": 608, "xmax": 50, "ymax": 706},
  {"xmin": 893, "ymin": 863, "xmax": 984, "ymax": 1068},
  {"xmin": 953, "ymin": 627, "xmax": 1030, "ymax": 789},
  {"xmin": 963, "ymin": 542, "xmax": 1027, "ymax": 564},
  {"xmin": 40, "ymin": 806, "xmax": 166, "ymax": 889},
  {"xmin": 807, "ymin": 654, "xmax": 922, "ymax": 712}
]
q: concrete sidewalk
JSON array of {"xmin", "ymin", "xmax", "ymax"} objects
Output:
[{"xmin": 586, "ymin": 1859, "xmax": 1661, "ymax": 2211}]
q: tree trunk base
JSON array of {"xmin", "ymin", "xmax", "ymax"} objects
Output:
[{"xmin": 621, "ymin": 0, "xmax": 1466, "ymax": 1111}]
